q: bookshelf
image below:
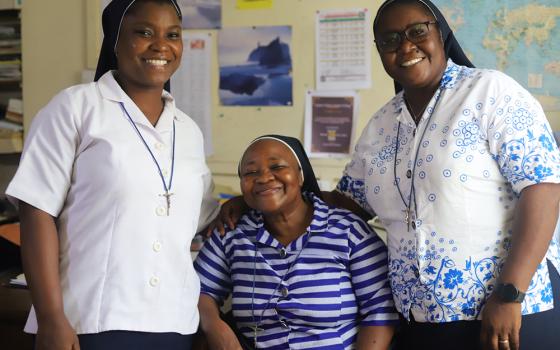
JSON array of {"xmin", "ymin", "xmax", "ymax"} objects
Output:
[{"xmin": 0, "ymin": 7, "xmax": 21, "ymax": 154}]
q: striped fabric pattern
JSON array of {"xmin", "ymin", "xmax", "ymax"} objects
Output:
[{"xmin": 194, "ymin": 194, "xmax": 398, "ymax": 349}]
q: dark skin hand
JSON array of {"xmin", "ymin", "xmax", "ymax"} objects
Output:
[
  {"xmin": 206, "ymin": 195, "xmax": 249, "ymax": 236},
  {"xmin": 19, "ymin": 201, "xmax": 80, "ymax": 350},
  {"xmin": 356, "ymin": 325, "xmax": 395, "ymax": 350},
  {"xmin": 480, "ymin": 183, "xmax": 560, "ymax": 350},
  {"xmin": 197, "ymin": 295, "xmax": 243, "ymax": 350}
]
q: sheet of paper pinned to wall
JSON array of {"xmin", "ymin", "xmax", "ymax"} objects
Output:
[
  {"xmin": 304, "ymin": 90, "xmax": 359, "ymax": 159},
  {"xmin": 316, "ymin": 8, "xmax": 372, "ymax": 91},
  {"xmin": 178, "ymin": 0, "xmax": 222, "ymax": 29},
  {"xmin": 236, "ymin": 0, "xmax": 273, "ymax": 10},
  {"xmin": 172, "ymin": 32, "xmax": 214, "ymax": 156}
]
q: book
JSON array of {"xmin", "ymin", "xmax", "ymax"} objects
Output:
[
  {"xmin": 4, "ymin": 97, "xmax": 21, "ymax": 124},
  {"xmin": 9, "ymin": 273, "xmax": 26, "ymax": 287}
]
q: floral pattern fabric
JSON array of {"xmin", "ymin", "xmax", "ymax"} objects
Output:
[{"xmin": 337, "ymin": 60, "xmax": 560, "ymax": 322}]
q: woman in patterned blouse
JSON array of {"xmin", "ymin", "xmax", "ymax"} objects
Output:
[{"xmin": 328, "ymin": 1, "xmax": 560, "ymax": 349}]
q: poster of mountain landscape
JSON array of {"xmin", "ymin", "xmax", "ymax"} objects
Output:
[
  {"xmin": 218, "ymin": 26, "xmax": 292, "ymax": 106},
  {"xmin": 177, "ymin": 0, "xmax": 221, "ymax": 29}
]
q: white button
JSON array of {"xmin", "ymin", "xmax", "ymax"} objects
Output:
[
  {"xmin": 149, "ymin": 276, "xmax": 160, "ymax": 287},
  {"xmin": 156, "ymin": 206, "xmax": 166, "ymax": 216},
  {"xmin": 155, "ymin": 142, "xmax": 165, "ymax": 150},
  {"xmin": 162, "ymin": 169, "xmax": 169, "ymax": 177},
  {"xmin": 153, "ymin": 241, "xmax": 162, "ymax": 252}
]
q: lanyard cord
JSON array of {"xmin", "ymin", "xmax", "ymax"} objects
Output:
[
  {"xmin": 393, "ymin": 89, "xmax": 442, "ymax": 223},
  {"xmin": 251, "ymin": 229, "xmax": 312, "ymax": 348},
  {"xmin": 120, "ymin": 102, "xmax": 176, "ymax": 193}
]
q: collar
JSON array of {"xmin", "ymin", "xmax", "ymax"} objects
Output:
[
  {"xmin": 97, "ymin": 71, "xmax": 178, "ymax": 131},
  {"xmin": 439, "ymin": 59, "xmax": 461, "ymax": 90},
  {"xmin": 394, "ymin": 93, "xmax": 415, "ymax": 127},
  {"xmin": 247, "ymin": 193, "xmax": 329, "ymax": 251}
]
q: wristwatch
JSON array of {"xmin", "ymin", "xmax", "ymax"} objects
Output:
[{"xmin": 495, "ymin": 283, "xmax": 526, "ymax": 303}]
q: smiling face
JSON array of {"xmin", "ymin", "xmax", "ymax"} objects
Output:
[
  {"xmin": 239, "ymin": 139, "xmax": 304, "ymax": 216},
  {"xmin": 115, "ymin": 1, "xmax": 182, "ymax": 91},
  {"xmin": 374, "ymin": 2, "xmax": 447, "ymax": 91}
]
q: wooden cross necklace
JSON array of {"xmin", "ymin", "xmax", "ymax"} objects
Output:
[{"xmin": 120, "ymin": 102, "xmax": 176, "ymax": 215}]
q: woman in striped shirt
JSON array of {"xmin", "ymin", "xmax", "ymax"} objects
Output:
[{"xmin": 194, "ymin": 135, "xmax": 397, "ymax": 349}]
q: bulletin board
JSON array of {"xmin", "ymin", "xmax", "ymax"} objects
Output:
[{"xmin": 87, "ymin": 0, "xmax": 395, "ymax": 191}]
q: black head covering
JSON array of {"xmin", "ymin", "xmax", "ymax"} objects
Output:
[
  {"xmin": 373, "ymin": 0, "xmax": 475, "ymax": 93},
  {"xmin": 239, "ymin": 135, "xmax": 323, "ymax": 199},
  {"xmin": 94, "ymin": 0, "xmax": 182, "ymax": 92}
]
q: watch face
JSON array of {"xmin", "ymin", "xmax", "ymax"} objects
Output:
[
  {"xmin": 496, "ymin": 283, "xmax": 525, "ymax": 303},
  {"xmin": 502, "ymin": 284, "xmax": 519, "ymax": 302}
]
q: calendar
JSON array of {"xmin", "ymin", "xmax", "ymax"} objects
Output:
[{"xmin": 316, "ymin": 9, "xmax": 372, "ymax": 91}]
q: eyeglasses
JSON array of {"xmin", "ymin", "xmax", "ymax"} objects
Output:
[{"xmin": 375, "ymin": 21, "xmax": 438, "ymax": 53}]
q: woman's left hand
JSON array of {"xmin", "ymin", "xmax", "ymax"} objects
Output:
[{"xmin": 480, "ymin": 294, "xmax": 521, "ymax": 350}]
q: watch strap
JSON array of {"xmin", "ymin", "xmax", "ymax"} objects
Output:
[{"xmin": 496, "ymin": 283, "xmax": 526, "ymax": 303}]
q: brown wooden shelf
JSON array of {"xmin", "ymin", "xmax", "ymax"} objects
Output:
[{"xmin": 0, "ymin": 131, "xmax": 22, "ymax": 154}]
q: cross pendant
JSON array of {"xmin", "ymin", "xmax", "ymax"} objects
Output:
[
  {"xmin": 160, "ymin": 191, "xmax": 174, "ymax": 216},
  {"xmin": 252, "ymin": 324, "xmax": 263, "ymax": 349},
  {"xmin": 403, "ymin": 209, "xmax": 410, "ymax": 231}
]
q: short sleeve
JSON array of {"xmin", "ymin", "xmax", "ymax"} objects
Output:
[
  {"xmin": 486, "ymin": 77, "xmax": 560, "ymax": 194},
  {"xmin": 193, "ymin": 231, "xmax": 232, "ymax": 304},
  {"xmin": 196, "ymin": 167, "xmax": 219, "ymax": 232},
  {"xmin": 336, "ymin": 127, "xmax": 375, "ymax": 215},
  {"xmin": 347, "ymin": 216, "xmax": 398, "ymax": 326},
  {"xmin": 5, "ymin": 90, "xmax": 80, "ymax": 216}
]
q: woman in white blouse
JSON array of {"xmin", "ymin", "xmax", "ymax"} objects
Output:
[
  {"xmin": 6, "ymin": 1, "xmax": 217, "ymax": 349},
  {"xmin": 215, "ymin": 1, "xmax": 560, "ymax": 349}
]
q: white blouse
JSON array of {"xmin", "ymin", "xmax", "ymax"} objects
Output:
[
  {"xmin": 6, "ymin": 71, "xmax": 219, "ymax": 334},
  {"xmin": 337, "ymin": 60, "xmax": 560, "ymax": 323}
]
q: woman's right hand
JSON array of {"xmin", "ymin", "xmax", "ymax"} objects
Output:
[
  {"xmin": 36, "ymin": 313, "xmax": 80, "ymax": 350},
  {"xmin": 203, "ymin": 319, "xmax": 243, "ymax": 350},
  {"xmin": 206, "ymin": 196, "xmax": 249, "ymax": 237}
]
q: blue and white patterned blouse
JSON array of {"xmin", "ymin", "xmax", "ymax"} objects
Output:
[
  {"xmin": 194, "ymin": 194, "xmax": 398, "ymax": 349},
  {"xmin": 337, "ymin": 59, "xmax": 560, "ymax": 323}
]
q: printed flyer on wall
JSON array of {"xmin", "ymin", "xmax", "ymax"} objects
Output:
[{"xmin": 304, "ymin": 90, "xmax": 359, "ymax": 158}]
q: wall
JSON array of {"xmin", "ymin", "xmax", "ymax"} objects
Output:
[
  {"xmin": 21, "ymin": 0, "xmax": 87, "ymax": 131},
  {"xmin": 18, "ymin": 0, "xmax": 560, "ymax": 195},
  {"xmin": 211, "ymin": 1, "xmax": 395, "ymax": 191},
  {"xmin": 83, "ymin": 0, "xmax": 393, "ymax": 192}
]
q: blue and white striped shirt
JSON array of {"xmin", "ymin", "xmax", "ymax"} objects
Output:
[{"xmin": 194, "ymin": 194, "xmax": 397, "ymax": 349}]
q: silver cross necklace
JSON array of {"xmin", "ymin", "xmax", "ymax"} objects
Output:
[
  {"xmin": 251, "ymin": 229, "xmax": 312, "ymax": 349},
  {"xmin": 120, "ymin": 102, "xmax": 176, "ymax": 215},
  {"xmin": 393, "ymin": 89, "xmax": 442, "ymax": 231}
]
